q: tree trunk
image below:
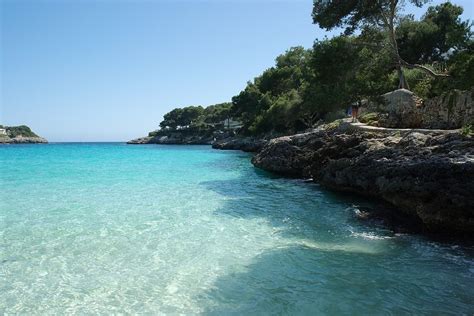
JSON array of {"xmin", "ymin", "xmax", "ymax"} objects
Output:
[
  {"xmin": 388, "ymin": 21, "xmax": 409, "ymax": 90},
  {"xmin": 377, "ymin": 0, "xmax": 448, "ymax": 91},
  {"xmin": 396, "ymin": 65, "xmax": 409, "ymax": 89}
]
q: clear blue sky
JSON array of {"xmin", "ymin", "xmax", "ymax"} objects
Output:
[{"xmin": 1, "ymin": 0, "xmax": 472, "ymax": 141}]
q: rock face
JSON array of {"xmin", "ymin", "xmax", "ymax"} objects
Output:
[
  {"xmin": 127, "ymin": 133, "xmax": 214, "ymax": 145},
  {"xmin": 128, "ymin": 131, "xmax": 268, "ymax": 152},
  {"xmin": 0, "ymin": 136, "xmax": 48, "ymax": 144},
  {"xmin": 127, "ymin": 136, "xmax": 153, "ymax": 144},
  {"xmin": 364, "ymin": 88, "xmax": 474, "ymax": 129},
  {"xmin": 0, "ymin": 125, "xmax": 47, "ymax": 144},
  {"xmin": 251, "ymin": 131, "xmax": 322, "ymax": 176},
  {"xmin": 212, "ymin": 137, "xmax": 268, "ymax": 152},
  {"xmin": 127, "ymin": 129, "xmax": 241, "ymax": 145},
  {"xmin": 252, "ymin": 123, "xmax": 474, "ymax": 236}
]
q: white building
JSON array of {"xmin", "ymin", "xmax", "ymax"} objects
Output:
[{"xmin": 0, "ymin": 128, "xmax": 6, "ymax": 135}]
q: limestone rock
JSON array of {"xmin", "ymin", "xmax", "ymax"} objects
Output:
[
  {"xmin": 252, "ymin": 126, "xmax": 474, "ymax": 236},
  {"xmin": 0, "ymin": 136, "xmax": 48, "ymax": 144},
  {"xmin": 212, "ymin": 137, "xmax": 267, "ymax": 152}
]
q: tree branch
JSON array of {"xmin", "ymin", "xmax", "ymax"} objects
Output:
[{"xmin": 400, "ymin": 60, "xmax": 450, "ymax": 78}]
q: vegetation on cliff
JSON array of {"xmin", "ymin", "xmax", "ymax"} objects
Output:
[
  {"xmin": 0, "ymin": 125, "xmax": 39, "ymax": 138},
  {"xmin": 0, "ymin": 125, "xmax": 46, "ymax": 143},
  {"xmin": 148, "ymin": 103, "xmax": 232, "ymax": 137},
  {"xmin": 144, "ymin": 1, "xmax": 472, "ymax": 139}
]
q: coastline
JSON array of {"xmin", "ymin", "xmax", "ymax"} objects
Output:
[
  {"xmin": 0, "ymin": 125, "xmax": 48, "ymax": 144},
  {"xmin": 0, "ymin": 136, "xmax": 48, "ymax": 144},
  {"xmin": 127, "ymin": 119, "xmax": 474, "ymax": 238}
]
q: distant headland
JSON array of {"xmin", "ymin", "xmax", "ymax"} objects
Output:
[{"xmin": 0, "ymin": 125, "xmax": 47, "ymax": 144}]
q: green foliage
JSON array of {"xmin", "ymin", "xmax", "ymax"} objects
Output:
[
  {"xmin": 148, "ymin": 130, "xmax": 159, "ymax": 137},
  {"xmin": 231, "ymin": 47, "xmax": 313, "ymax": 134},
  {"xmin": 157, "ymin": 102, "xmax": 232, "ymax": 135},
  {"xmin": 312, "ymin": 0, "xmax": 429, "ymax": 36},
  {"xmin": 359, "ymin": 112, "xmax": 380, "ymax": 126},
  {"xmin": 444, "ymin": 41, "xmax": 474, "ymax": 90},
  {"xmin": 150, "ymin": 2, "xmax": 472, "ymax": 138},
  {"xmin": 397, "ymin": 2, "xmax": 472, "ymax": 63},
  {"xmin": 307, "ymin": 36, "xmax": 393, "ymax": 113},
  {"xmin": 461, "ymin": 124, "xmax": 473, "ymax": 136},
  {"xmin": 159, "ymin": 106, "xmax": 204, "ymax": 129},
  {"xmin": 201, "ymin": 103, "xmax": 232, "ymax": 124},
  {"xmin": 395, "ymin": 68, "xmax": 434, "ymax": 98},
  {"xmin": 6, "ymin": 125, "xmax": 38, "ymax": 138},
  {"xmin": 323, "ymin": 119, "xmax": 344, "ymax": 131}
]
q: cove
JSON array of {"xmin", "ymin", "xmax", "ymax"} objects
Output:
[{"xmin": 1, "ymin": 143, "xmax": 473, "ymax": 314}]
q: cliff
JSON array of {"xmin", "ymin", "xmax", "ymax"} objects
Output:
[
  {"xmin": 252, "ymin": 121, "xmax": 474, "ymax": 236},
  {"xmin": 0, "ymin": 125, "xmax": 47, "ymax": 144},
  {"xmin": 361, "ymin": 88, "xmax": 474, "ymax": 129}
]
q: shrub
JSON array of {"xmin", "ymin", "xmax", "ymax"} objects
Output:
[
  {"xmin": 6, "ymin": 125, "xmax": 38, "ymax": 138},
  {"xmin": 461, "ymin": 124, "xmax": 473, "ymax": 136},
  {"xmin": 359, "ymin": 112, "xmax": 380, "ymax": 126}
]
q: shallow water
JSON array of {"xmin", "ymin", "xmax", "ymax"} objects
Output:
[{"xmin": 1, "ymin": 143, "xmax": 473, "ymax": 314}]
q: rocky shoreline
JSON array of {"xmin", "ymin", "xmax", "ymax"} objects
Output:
[
  {"xmin": 212, "ymin": 137, "xmax": 268, "ymax": 152},
  {"xmin": 251, "ymin": 122, "xmax": 474, "ymax": 237},
  {"xmin": 127, "ymin": 134, "xmax": 213, "ymax": 145},
  {"xmin": 127, "ymin": 131, "xmax": 269, "ymax": 151},
  {"xmin": 127, "ymin": 121, "xmax": 473, "ymax": 237},
  {"xmin": 0, "ymin": 136, "xmax": 48, "ymax": 144},
  {"xmin": 0, "ymin": 125, "xmax": 47, "ymax": 144}
]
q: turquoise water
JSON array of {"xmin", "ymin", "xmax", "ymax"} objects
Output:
[{"xmin": 1, "ymin": 143, "xmax": 473, "ymax": 314}]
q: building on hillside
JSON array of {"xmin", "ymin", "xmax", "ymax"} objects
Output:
[
  {"xmin": 221, "ymin": 118, "xmax": 243, "ymax": 130},
  {"xmin": 0, "ymin": 128, "xmax": 6, "ymax": 135}
]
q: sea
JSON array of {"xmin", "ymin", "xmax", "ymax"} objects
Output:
[{"xmin": 1, "ymin": 143, "xmax": 473, "ymax": 314}]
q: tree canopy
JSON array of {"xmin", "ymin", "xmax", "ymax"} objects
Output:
[
  {"xmin": 154, "ymin": 2, "xmax": 472, "ymax": 137},
  {"xmin": 397, "ymin": 2, "xmax": 472, "ymax": 64},
  {"xmin": 159, "ymin": 106, "xmax": 204, "ymax": 129},
  {"xmin": 312, "ymin": 0, "xmax": 454, "ymax": 89}
]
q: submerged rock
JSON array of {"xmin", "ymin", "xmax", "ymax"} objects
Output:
[{"xmin": 252, "ymin": 124, "xmax": 474, "ymax": 236}]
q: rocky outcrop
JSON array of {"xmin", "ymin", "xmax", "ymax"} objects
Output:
[
  {"xmin": 0, "ymin": 125, "xmax": 47, "ymax": 144},
  {"xmin": 252, "ymin": 123, "xmax": 474, "ymax": 236},
  {"xmin": 0, "ymin": 136, "xmax": 48, "ymax": 144},
  {"xmin": 127, "ymin": 136, "xmax": 153, "ymax": 144},
  {"xmin": 128, "ymin": 131, "xmax": 269, "ymax": 152},
  {"xmin": 127, "ymin": 129, "xmax": 240, "ymax": 145},
  {"xmin": 364, "ymin": 88, "xmax": 474, "ymax": 129},
  {"xmin": 250, "ymin": 131, "xmax": 323, "ymax": 176},
  {"xmin": 212, "ymin": 137, "xmax": 268, "ymax": 152},
  {"xmin": 127, "ymin": 133, "xmax": 214, "ymax": 145}
]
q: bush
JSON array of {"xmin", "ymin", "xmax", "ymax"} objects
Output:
[
  {"xmin": 359, "ymin": 112, "xmax": 380, "ymax": 126},
  {"xmin": 461, "ymin": 124, "xmax": 473, "ymax": 136},
  {"xmin": 6, "ymin": 125, "xmax": 38, "ymax": 138}
]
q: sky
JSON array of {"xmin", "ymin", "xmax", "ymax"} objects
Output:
[{"xmin": 1, "ymin": 0, "xmax": 473, "ymax": 142}]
